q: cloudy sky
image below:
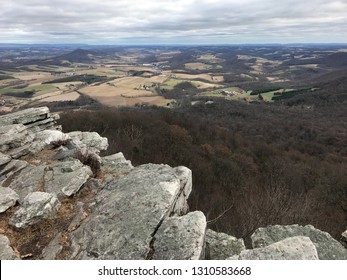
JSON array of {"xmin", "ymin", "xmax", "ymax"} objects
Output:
[{"xmin": 1, "ymin": 0, "xmax": 347, "ymax": 44}]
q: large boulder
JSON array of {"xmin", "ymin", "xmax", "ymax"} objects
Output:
[
  {"xmin": 100, "ymin": 153, "xmax": 134, "ymax": 186},
  {"xmin": 153, "ymin": 211, "xmax": 206, "ymax": 260},
  {"xmin": 230, "ymin": 236, "xmax": 318, "ymax": 260},
  {"xmin": 7, "ymin": 165, "xmax": 46, "ymax": 203},
  {"xmin": 0, "ymin": 187, "xmax": 19, "ymax": 213},
  {"xmin": 0, "ymin": 107, "xmax": 50, "ymax": 126},
  {"xmin": 9, "ymin": 192, "xmax": 61, "ymax": 228},
  {"xmin": 251, "ymin": 224, "xmax": 347, "ymax": 260},
  {"xmin": 30, "ymin": 130, "xmax": 71, "ymax": 154},
  {"xmin": 0, "ymin": 234, "xmax": 19, "ymax": 260},
  {"xmin": 205, "ymin": 229, "xmax": 245, "ymax": 260},
  {"xmin": 67, "ymin": 131, "xmax": 108, "ymax": 154},
  {"xmin": 44, "ymin": 159, "xmax": 93, "ymax": 197},
  {"xmin": 101, "ymin": 152, "xmax": 133, "ymax": 177},
  {"xmin": 0, "ymin": 107, "xmax": 60, "ymax": 158},
  {"xmin": 0, "ymin": 124, "xmax": 33, "ymax": 155},
  {"xmin": 69, "ymin": 164, "xmax": 195, "ymax": 259}
]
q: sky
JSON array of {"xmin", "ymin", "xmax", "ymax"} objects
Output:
[{"xmin": 1, "ymin": 0, "xmax": 347, "ymax": 45}]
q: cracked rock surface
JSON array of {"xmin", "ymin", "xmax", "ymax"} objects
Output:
[
  {"xmin": 230, "ymin": 236, "xmax": 319, "ymax": 260},
  {"xmin": 205, "ymin": 229, "xmax": 245, "ymax": 260},
  {"xmin": 251, "ymin": 224, "xmax": 347, "ymax": 260},
  {"xmin": 153, "ymin": 211, "xmax": 206, "ymax": 260},
  {"xmin": 7, "ymin": 165, "xmax": 46, "ymax": 203},
  {"xmin": 67, "ymin": 131, "xmax": 108, "ymax": 154},
  {"xmin": 68, "ymin": 164, "xmax": 203, "ymax": 260},
  {"xmin": 9, "ymin": 192, "xmax": 61, "ymax": 228},
  {"xmin": 44, "ymin": 160, "xmax": 93, "ymax": 197}
]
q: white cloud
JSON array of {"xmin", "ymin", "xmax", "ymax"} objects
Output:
[{"xmin": 0, "ymin": 0, "xmax": 347, "ymax": 43}]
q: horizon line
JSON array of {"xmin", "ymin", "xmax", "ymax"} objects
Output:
[{"xmin": 1, "ymin": 42, "xmax": 347, "ymax": 47}]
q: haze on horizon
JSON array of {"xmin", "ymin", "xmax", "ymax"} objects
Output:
[{"xmin": 1, "ymin": 0, "xmax": 347, "ymax": 45}]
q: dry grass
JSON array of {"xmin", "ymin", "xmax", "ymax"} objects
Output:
[
  {"xmin": 40, "ymin": 91, "xmax": 80, "ymax": 102},
  {"xmin": 0, "ymin": 164, "xmax": 100, "ymax": 259},
  {"xmin": 197, "ymin": 54, "xmax": 224, "ymax": 63},
  {"xmin": 79, "ymin": 76, "xmax": 169, "ymax": 104},
  {"xmin": 173, "ymin": 73, "xmax": 224, "ymax": 83},
  {"xmin": 185, "ymin": 62, "xmax": 212, "ymax": 70},
  {"xmin": 13, "ymin": 72, "xmax": 53, "ymax": 82},
  {"xmin": 21, "ymin": 148, "xmax": 58, "ymax": 165},
  {"xmin": 88, "ymin": 95, "xmax": 170, "ymax": 107},
  {"xmin": 0, "ymin": 199, "xmax": 76, "ymax": 259},
  {"xmin": 74, "ymin": 67, "xmax": 122, "ymax": 77}
]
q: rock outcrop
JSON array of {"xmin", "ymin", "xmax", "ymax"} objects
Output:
[
  {"xmin": 68, "ymin": 164, "xmax": 204, "ymax": 260},
  {"xmin": 251, "ymin": 224, "xmax": 347, "ymax": 260},
  {"xmin": 43, "ymin": 160, "xmax": 93, "ymax": 197},
  {"xmin": 205, "ymin": 229, "xmax": 245, "ymax": 260},
  {"xmin": 0, "ymin": 107, "xmax": 60, "ymax": 158},
  {"xmin": 229, "ymin": 236, "xmax": 319, "ymax": 260},
  {"xmin": 0, "ymin": 107, "xmax": 346, "ymax": 260},
  {"xmin": 9, "ymin": 192, "xmax": 61, "ymax": 228}
]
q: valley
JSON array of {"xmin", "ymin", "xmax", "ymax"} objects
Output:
[
  {"xmin": 1, "ymin": 44, "xmax": 347, "ymax": 245},
  {"xmin": 1, "ymin": 44, "xmax": 347, "ymax": 112}
]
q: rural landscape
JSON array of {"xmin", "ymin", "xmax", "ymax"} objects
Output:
[
  {"xmin": 1, "ymin": 44, "xmax": 347, "ymax": 250},
  {"xmin": 1, "ymin": 44, "xmax": 347, "ymax": 111}
]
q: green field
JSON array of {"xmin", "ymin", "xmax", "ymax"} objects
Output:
[{"xmin": 0, "ymin": 83, "xmax": 56, "ymax": 96}]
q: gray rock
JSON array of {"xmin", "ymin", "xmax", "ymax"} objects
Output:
[
  {"xmin": 30, "ymin": 130, "xmax": 71, "ymax": 154},
  {"xmin": 341, "ymin": 230, "xmax": 347, "ymax": 248},
  {"xmin": 0, "ymin": 124, "xmax": 33, "ymax": 153},
  {"xmin": 0, "ymin": 107, "xmax": 49, "ymax": 126},
  {"xmin": 7, "ymin": 143, "xmax": 32, "ymax": 159},
  {"xmin": 101, "ymin": 152, "xmax": 133, "ymax": 181},
  {"xmin": 102, "ymin": 152, "xmax": 133, "ymax": 170},
  {"xmin": 205, "ymin": 229, "xmax": 245, "ymax": 260},
  {"xmin": 51, "ymin": 146, "xmax": 75, "ymax": 161},
  {"xmin": 42, "ymin": 233, "xmax": 63, "ymax": 260},
  {"xmin": 0, "ymin": 159, "xmax": 28, "ymax": 185},
  {"xmin": 44, "ymin": 160, "xmax": 92, "ymax": 197},
  {"xmin": 68, "ymin": 202, "xmax": 88, "ymax": 232},
  {"xmin": 68, "ymin": 131, "xmax": 108, "ymax": 153},
  {"xmin": 153, "ymin": 211, "xmax": 206, "ymax": 260},
  {"xmin": 252, "ymin": 224, "xmax": 347, "ymax": 260},
  {"xmin": 7, "ymin": 165, "xmax": 46, "ymax": 203},
  {"xmin": 231, "ymin": 236, "xmax": 318, "ymax": 260},
  {"xmin": 172, "ymin": 166, "xmax": 192, "ymax": 215},
  {"xmin": 0, "ymin": 152, "xmax": 11, "ymax": 166},
  {"xmin": 342, "ymin": 230, "xmax": 347, "ymax": 239},
  {"xmin": 69, "ymin": 164, "xmax": 193, "ymax": 260},
  {"xmin": 0, "ymin": 234, "xmax": 19, "ymax": 260},
  {"xmin": 9, "ymin": 192, "xmax": 61, "ymax": 228},
  {"xmin": 25, "ymin": 117, "xmax": 58, "ymax": 133},
  {"xmin": 0, "ymin": 187, "xmax": 19, "ymax": 213}
]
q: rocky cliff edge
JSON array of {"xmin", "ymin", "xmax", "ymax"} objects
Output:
[{"xmin": 0, "ymin": 107, "xmax": 346, "ymax": 260}]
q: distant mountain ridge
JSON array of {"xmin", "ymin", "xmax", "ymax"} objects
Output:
[{"xmin": 54, "ymin": 48, "xmax": 97, "ymax": 63}]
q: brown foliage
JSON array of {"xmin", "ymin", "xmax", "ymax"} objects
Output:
[{"xmin": 58, "ymin": 100, "xmax": 347, "ymax": 242}]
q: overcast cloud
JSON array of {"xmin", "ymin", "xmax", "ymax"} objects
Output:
[{"xmin": 0, "ymin": 0, "xmax": 346, "ymax": 44}]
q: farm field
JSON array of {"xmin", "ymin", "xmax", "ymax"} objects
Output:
[{"xmin": 1, "ymin": 45, "xmax": 346, "ymax": 112}]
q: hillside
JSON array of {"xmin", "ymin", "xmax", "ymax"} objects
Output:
[
  {"xmin": 0, "ymin": 107, "xmax": 346, "ymax": 259},
  {"xmin": 54, "ymin": 48, "xmax": 97, "ymax": 63}
]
